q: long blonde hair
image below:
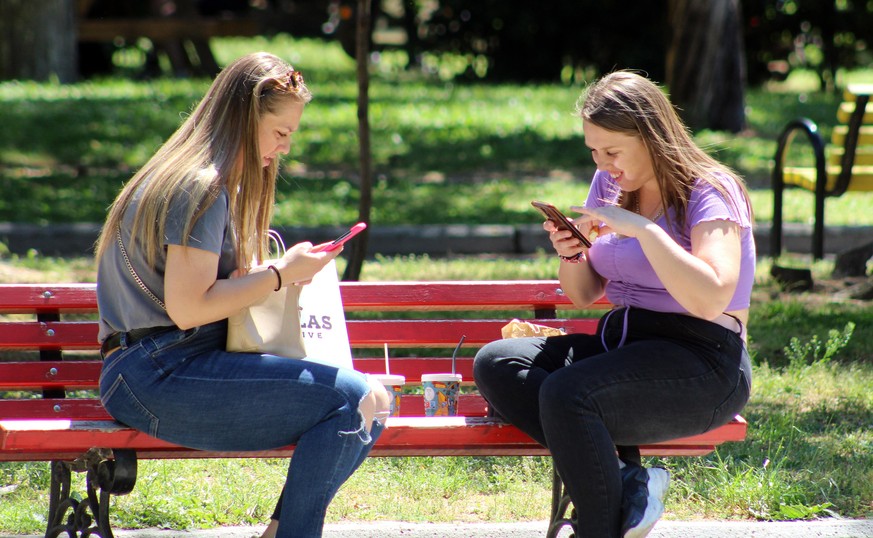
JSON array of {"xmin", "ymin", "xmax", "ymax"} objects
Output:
[
  {"xmin": 95, "ymin": 52, "xmax": 312, "ymax": 269},
  {"xmin": 578, "ymin": 71, "xmax": 751, "ymax": 231}
]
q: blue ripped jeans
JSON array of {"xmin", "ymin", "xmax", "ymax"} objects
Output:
[
  {"xmin": 473, "ymin": 307, "xmax": 752, "ymax": 538},
  {"xmin": 99, "ymin": 321, "xmax": 381, "ymax": 538}
]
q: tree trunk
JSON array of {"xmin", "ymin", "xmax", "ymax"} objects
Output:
[
  {"xmin": 665, "ymin": 0, "xmax": 746, "ymax": 132},
  {"xmin": 0, "ymin": 0, "xmax": 77, "ymax": 82},
  {"xmin": 342, "ymin": 0, "xmax": 373, "ymax": 282}
]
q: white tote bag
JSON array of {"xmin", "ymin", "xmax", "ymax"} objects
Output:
[{"xmin": 297, "ymin": 259, "xmax": 354, "ymax": 369}]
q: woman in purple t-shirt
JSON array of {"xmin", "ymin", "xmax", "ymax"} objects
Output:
[{"xmin": 474, "ymin": 71, "xmax": 754, "ymax": 538}]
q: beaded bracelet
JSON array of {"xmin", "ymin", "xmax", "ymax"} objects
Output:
[
  {"xmin": 559, "ymin": 252, "xmax": 584, "ymax": 263},
  {"xmin": 267, "ymin": 265, "xmax": 282, "ymax": 291}
]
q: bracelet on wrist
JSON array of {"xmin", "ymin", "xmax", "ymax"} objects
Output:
[
  {"xmin": 267, "ymin": 265, "xmax": 282, "ymax": 291},
  {"xmin": 559, "ymin": 252, "xmax": 584, "ymax": 263}
]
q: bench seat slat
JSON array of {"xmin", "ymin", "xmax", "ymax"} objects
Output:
[
  {"xmin": 0, "ymin": 416, "xmax": 745, "ymax": 459},
  {"xmin": 0, "ymin": 393, "xmax": 750, "ymax": 450},
  {"xmin": 0, "ymin": 445, "xmax": 721, "ymax": 459}
]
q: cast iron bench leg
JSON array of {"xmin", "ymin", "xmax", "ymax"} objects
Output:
[
  {"xmin": 546, "ymin": 465, "xmax": 576, "ymax": 537},
  {"xmin": 46, "ymin": 460, "xmax": 76, "ymax": 537},
  {"xmin": 44, "ymin": 449, "xmax": 138, "ymax": 538}
]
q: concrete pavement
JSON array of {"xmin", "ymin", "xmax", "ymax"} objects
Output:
[{"xmin": 5, "ymin": 519, "xmax": 872, "ymax": 538}]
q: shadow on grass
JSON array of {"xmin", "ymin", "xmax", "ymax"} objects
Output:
[{"xmin": 712, "ymin": 396, "xmax": 872, "ymax": 517}]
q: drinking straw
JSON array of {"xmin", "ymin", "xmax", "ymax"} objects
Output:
[
  {"xmin": 451, "ymin": 335, "xmax": 466, "ymax": 376},
  {"xmin": 384, "ymin": 343, "xmax": 390, "ymax": 375}
]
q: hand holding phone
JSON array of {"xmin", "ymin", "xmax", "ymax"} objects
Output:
[
  {"xmin": 531, "ymin": 201, "xmax": 592, "ymax": 248},
  {"xmin": 314, "ymin": 222, "xmax": 367, "ymax": 252}
]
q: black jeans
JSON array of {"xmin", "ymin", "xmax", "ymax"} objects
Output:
[{"xmin": 473, "ymin": 307, "xmax": 752, "ymax": 538}]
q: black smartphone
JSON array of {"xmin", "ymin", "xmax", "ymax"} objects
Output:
[{"xmin": 531, "ymin": 201, "xmax": 592, "ymax": 248}]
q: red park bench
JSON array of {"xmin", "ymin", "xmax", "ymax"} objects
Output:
[{"xmin": 0, "ymin": 281, "xmax": 747, "ymax": 538}]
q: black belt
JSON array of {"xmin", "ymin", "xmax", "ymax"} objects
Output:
[{"xmin": 101, "ymin": 326, "xmax": 175, "ymax": 357}]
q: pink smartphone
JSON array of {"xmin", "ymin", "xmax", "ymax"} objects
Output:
[{"xmin": 318, "ymin": 222, "xmax": 367, "ymax": 252}]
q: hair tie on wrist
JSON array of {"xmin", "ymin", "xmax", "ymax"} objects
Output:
[{"xmin": 268, "ymin": 265, "xmax": 282, "ymax": 291}]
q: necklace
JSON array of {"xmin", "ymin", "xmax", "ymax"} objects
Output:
[{"xmin": 634, "ymin": 194, "xmax": 664, "ymax": 221}]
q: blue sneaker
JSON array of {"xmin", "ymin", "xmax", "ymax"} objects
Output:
[{"xmin": 621, "ymin": 464, "xmax": 670, "ymax": 538}]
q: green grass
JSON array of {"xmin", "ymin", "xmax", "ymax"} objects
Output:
[
  {"xmin": 2, "ymin": 35, "xmax": 872, "ymax": 228},
  {"xmin": 0, "ymin": 254, "xmax": 871, "ymax": 532}
]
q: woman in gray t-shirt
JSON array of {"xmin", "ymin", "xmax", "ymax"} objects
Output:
[{"xmin": 94, "ymin": 52, "xmax": 390, "ymax": 538}]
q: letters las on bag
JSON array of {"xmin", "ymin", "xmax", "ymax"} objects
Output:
[{"xmin": 298, "ymin": 259, "xmax": 354, "ymax": 369}]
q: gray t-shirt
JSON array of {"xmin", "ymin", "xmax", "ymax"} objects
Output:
[{"xmin": 97, "ymin": 186, "xmax": 236, "ymax": 342}]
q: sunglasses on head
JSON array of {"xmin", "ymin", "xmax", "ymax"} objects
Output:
[{"xmin": 286, "ymin": 70, "xmax": 304, "ymax": 91}]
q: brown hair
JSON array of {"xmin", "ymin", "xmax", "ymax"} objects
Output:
[
  {"xmin": 578, "ymin": 71, "xmax": 751, "ymax": 231},
  {"xmin": 95, "ymin": 52, "xmax": 312, "ymax": 269}
]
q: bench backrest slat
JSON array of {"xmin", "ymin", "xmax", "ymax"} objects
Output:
[
  {"xmin": 0, "ymin": 284, "xmax": 99, "ymax": 312},
  {"xmin": 0, "ymin": 321, "xmax": 99, "ymax": 349},
  {"xmin": 346, "ymin": 318, "xmax": 598, "ymax": 347},
  {"xmin": 0, "ymin": 361, "xmax": 102, "ymax": 390},
  {"xmin": 0, "ymin": 281, "xmax": 604, "ymax": 307},
  {"xmin": 339, "ymin": 281, "xmax": 610, "ymax": 310},
  {"xmin": 0, "ymin": 357, "xmax": 480, "ymax": 391},
  {"xmin": 0, "ymin": 281, "xmax": 609, "ymax": 313},
  {"xmin": 0, "ymin": 318, "xmax": 599, "ymax": 350}
]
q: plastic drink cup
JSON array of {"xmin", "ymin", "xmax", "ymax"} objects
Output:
[
  {"xmin": 421, "ymin": 373, "xmax": 462, "ymax": 417},
  {"xmin": 371, "ymin": 374, "xmax": 405, "ymax": 416}
]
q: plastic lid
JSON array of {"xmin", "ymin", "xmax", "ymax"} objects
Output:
[
  {"xmin": 421, "ymin": 373, "xmax": 463, "ymax": 382},
  {"xmin": 370, "ymin": 374, "xmax": 406, "ymax": 385}
]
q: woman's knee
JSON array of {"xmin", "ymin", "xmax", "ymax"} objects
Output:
[
  {"xmin": 539, "ymin": 369, "xmax": 597, "ymax": 418},
  {"xmin": 359, "ymin": 377, "xmax": 391, "ymax": 433},
  {"xmin": 472, "ymin": 342, "xmax": 497, "ymax": 383},
  {"xmin": 368, "ymin": 377, "xmax": 391, "ymax": 414},
  {"xmin": 473, "ymin": 339, "xmax": 520, "ymax": 382}
]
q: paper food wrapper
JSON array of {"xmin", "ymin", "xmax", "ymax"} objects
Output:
[{"xmin": 501, "ymin": 319, "xmax": 566, "ymax": 339}]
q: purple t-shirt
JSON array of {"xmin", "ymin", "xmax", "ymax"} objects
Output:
[{"xmin": 585, "ymin": 170, "xmax": 756, "ymax": 312}]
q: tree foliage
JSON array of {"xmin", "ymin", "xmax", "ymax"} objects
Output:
[
  {"xmin": 377, "ymin": 0, "xmax": 871, "ymax": 88},
  {"xmin": 401, "ymin": 0, "xmax": 668, "ymax": 82},
  {"xmin": 741, "ymin": 0, "xmax": 872, "ymax": 90}
]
